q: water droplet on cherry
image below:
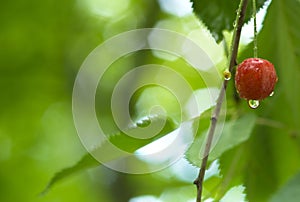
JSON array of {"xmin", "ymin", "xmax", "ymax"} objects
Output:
[{"xmin": 248, "ymin": 100, "xmax": 259, "ymax": 109}]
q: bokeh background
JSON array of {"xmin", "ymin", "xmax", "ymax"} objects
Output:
[{"xmin": 0, "ymin": 1, "xmax": 202, "ymax": 201}]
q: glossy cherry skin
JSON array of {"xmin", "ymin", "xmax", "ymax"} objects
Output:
[{"xmin": 235, "ymin": 58, "xmax": 278, "ymax": 100}]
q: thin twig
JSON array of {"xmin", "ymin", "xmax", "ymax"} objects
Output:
[
  {"xmin": 253, "ymin": 0, "xmax": 258, "ymax": 57},
  {"xmin": 193, "ymin": 0, "xmax": 249, "ymax": 201}
]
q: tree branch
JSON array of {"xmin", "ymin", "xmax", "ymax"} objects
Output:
[{"xmin": 193, "ymin": 0, "xmax": 249, "ymax": 201}]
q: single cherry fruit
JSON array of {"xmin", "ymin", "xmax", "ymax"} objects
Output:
[{"xmin": 235, "ymin": 58, "xmax": 278, "ymax": 100}]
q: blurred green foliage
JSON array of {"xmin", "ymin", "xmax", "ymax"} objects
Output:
[{"xmin": 0, "ymin": 0, "xmax": 107, "ymax": 201}]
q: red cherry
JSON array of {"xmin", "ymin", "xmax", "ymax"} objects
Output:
[{"xmin": 235, "ymin": 58, "xmax": 278, "ymax": 100}]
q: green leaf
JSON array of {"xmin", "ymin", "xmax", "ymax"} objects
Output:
[
  {"xmin": 270, "ymin": 172, "xmax": 300, "ymax": 202},
  {"xmin": 40, "ymin": 152, "xmax": 99, "ymax": 195},
  {"xmin": 217, "ymin": 144, "xmax": 248, "ymax": 200},
  {"xmin": 185, "ymin": 113, "xmax": 256, "ymax": 167},
  {"xmin": 42, "ymin": 115, "xmax": 177, "ymax": 193},
  {"xmin": 220, "ymin": 185, "xmax": 247, "ymax": 202},
  {"xmin": 43, "ymin": 83, "xmax": 223, "ymax": 193},
  {"xmin": 191, "ymin": 0, "xmax": 267, "ymax": 42},
  {"xmin": 209, "ymin": 113, "xmax": 256, "ymax": 160},
  {"xmin": 159, "ymin": 186, "xmax": 196, "ymax": 202},
  {"xmin": 238, "ymin": 0, "xmax": 300, "ymax": 201}
]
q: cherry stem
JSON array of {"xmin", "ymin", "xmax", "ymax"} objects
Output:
[
  {"xmin": 253, "ymin": 0, "xmax": 258, "ymax": 58},
  {"xmin": 193, "ymin": 0, "xmax": 249, "ymax": 201}
]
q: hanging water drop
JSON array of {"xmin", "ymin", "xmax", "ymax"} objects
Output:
[
  {"xmin": 223, "ymin": 70, "xmax": 231, "ymax": 81},
  {"xmin": 136, "ymin": 117, "xmax": 151, "ymax": 127},
  {"xmin": 248, "ymin": 100, "xmax": 259, "ymax": 109},
  {"xmin": 269, "ymin": 91, "xmax": 274, "ymax": 97}
]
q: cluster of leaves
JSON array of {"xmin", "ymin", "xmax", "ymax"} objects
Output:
[
  {"xmin": 191, "ymin": 0, "xmax": 268, "ymax": 42},
  {"xmin": 44, "ymin": 0, "xmax": 300, "ymax": 201}
]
